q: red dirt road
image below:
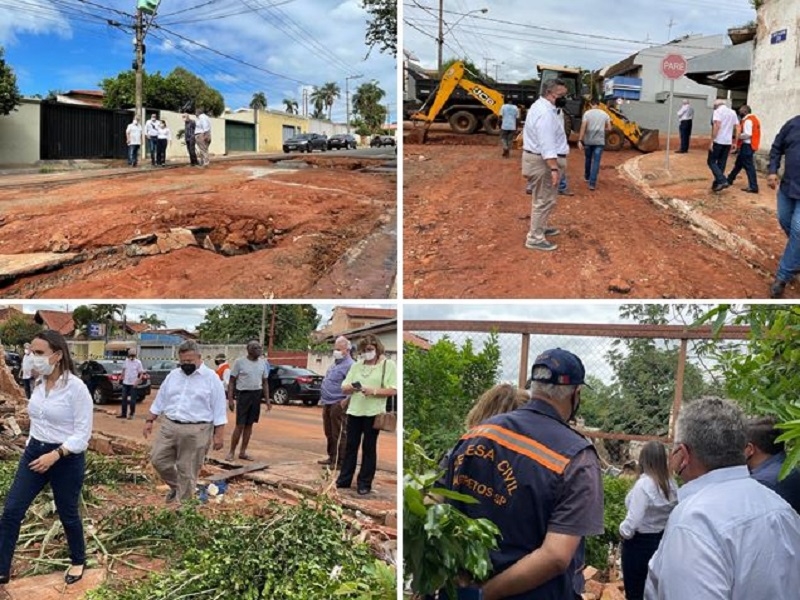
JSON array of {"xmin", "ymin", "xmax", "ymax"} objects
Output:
[
  {"xmin": 403, "ymin": 130, "xmax": 792, "ymax": 299},
  {"xmin": 0, "ymin": 156, "xmax": 396, "ymax": 299}
]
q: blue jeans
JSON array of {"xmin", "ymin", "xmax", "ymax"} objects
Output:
[
  {"xmin": 621, "ymin": 531, "xmax": 663, "ymax": 600},
  {"xmin": 0, "ymin": 439, "xmax": 86, "ymax": 576},
  {"xmin": 776, "ymin": 188, "xmax": 800, "ymax": 283},
  {"xmin": 121, "ymin": 384, "xmax": 138, "ymax": 417},
  {"xmin": 726, "ymin": 144, "xmax": 758, "ymax": 191},
  {"xmin": 558, "ymin": 173, "xmax": 568, "ymax": 191},
  {"xmin": 147, "ymin": 137, "xmax": 158, "ymax": 164},
  {"xmin": 127, "ymin": 144, "xmax": 140, "ymax": 166},
  {"xmin": 707, "ymin": 143, "xmax": 731, "ymax": 186},
  {"xmin": 583, "ymin": 144, "xmax": 604, "ymax": 187}
]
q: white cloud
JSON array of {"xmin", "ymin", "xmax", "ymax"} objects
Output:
[{"xmin": 0, "ymin": 3, "xmax": 72, "ymax": 46}]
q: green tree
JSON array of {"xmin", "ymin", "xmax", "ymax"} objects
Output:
[
  {"xmin": 0, "ymin": 47, "xmax": 22, "ymax": 116},
  {"xmin": 442, "ymin": 57, "xmax": 488, "ymax": 81},
  {"xmin": 139, "ymin": 313, "xmax": 166, "ymax": 329},
  {"xmin": 310, "ymin": 82, "xmax": 340, "ymax": 121},
  {"xmin": 352, "ymin": 80, "xmax": 387, "ymax": 133},
  {"xmin": 100, "ymin": 68, "xmax": 225, "ymax": 116},
  {"xmin": 700, "ymin": 304, "xmax": 800, "ymax": 478},
  {"xmin": 404, "ymin": 333, "xmax": 501, "ymax": 458},
  {"xmin": 90, "ymin": 304, "xmax": 125, "ymax": 340},
  {"xmin": 282, "ymin": 98, "xmax": 298, "ymax": 114},
  {"xmin": 0, "ymin": 314, "xmax": 43, "ymax": 349},
  {"xmin": 249, "ymin": 91, "xmax": 267, "ymax": 111},
  {"xmin": 362, "ymin": 0, "xmax": 396, "ymax": 57},
  {"xmin": 72, "ymin": 305, "xmax": 94, "ymax": 337},
  {"xmin": 197, "ymin": 305, "xmax": 320, "ymax": 348}
]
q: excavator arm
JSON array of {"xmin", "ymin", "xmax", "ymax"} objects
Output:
[{"xmin": 594, "ymin": 101, "xmax": 659, "ymax": 152}]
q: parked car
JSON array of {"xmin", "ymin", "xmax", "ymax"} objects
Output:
[
  {"xmin": 267, "ymin": 365, "xmax": 324, "ymax": 406},
  {"xmin": 282, "ymin": 133, "xmax": 328, "ymax": 153},
  {"xmin": 78, "ymin": 360, "xmax": 151, "ymax": 405},
  {"xmin": 327, "ymin": 133, "xmax": 358, "ymax": 150},
  {"xmin": 4, "ymin": 351, "xmax": 21, "ymax": 384},
  {"xmin": 147, "ymin": 360, "xmax": 178, "ymax": 387},
  {"xmin": 370, "ymin": 135, "xmax": 396, "ymax": 148}
]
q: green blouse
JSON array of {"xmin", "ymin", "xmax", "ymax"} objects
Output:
[{"xmin": 342, "ymin": 357, "xmax": 397, "ymax": 417}]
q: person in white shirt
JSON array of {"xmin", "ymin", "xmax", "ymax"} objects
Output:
[
  {"xmin": 144, "ymin": 113, "xmax": 160, "ymax": 167},
  {"xmin": 125, "ymin": 116, "xmax": 143, "ymax": 167},
  {"xmin": 577, "ymin": 98, "xmax": 612, "ymax": 191},
  {"xmin": 676, "ymin": 99, "xmax": 694, "ymax": 153},
  {"xmin": 499, "ymin": 102, "xmax": 519, "ymax": 158},
  {"xmin": 0, "ymin": 330, "xmax": 92, "ymax": 586},
  {"xmin": 707, "ymin": 99, "xmax": 740, "ymax": 192},
  {"xmin": 619, "ymin": 441, "xmax": 677, "ymax": 600},
  {"xmin": 194, "ymin": 107, "xmax": 212, "ymax": 167},
  {"xmin": 522, "ymin": 78, "xmax": 570, "ymax": 252},
  {"xmin": 143, "ymin": 340, "xmax": 227, "ymax": 503},
  {"xmin": 118, "ymin": 348, "xmax": 144, "ymax": 420},
  {"xmin": 645, "ymin": 397, "xmax": 800, "ymax": 600},
  {"xmin": 155, "ymin": 120, "xmax": 171, "ymax": 167},
  {"xmin": 20, "ymin": 342, "xmax": 34, "ymax": 399}
]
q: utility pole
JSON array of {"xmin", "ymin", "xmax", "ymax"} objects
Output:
[
  {"xmin": 345, "ymin": 74, "xmax": 363, "ymax": 134},
  {"xmin": 268, "ymin": 305, "xmax": 277, "ymax": 354},
  {"xmin": 134, "ymin": 8, "xmax": 144, "ymax": 125},
  {"xmin": 483, "ymin": 57, "xmax": 493, "ymax": 77},
  {"xmin": 437, "ymin": 0, "xmax": 444, "ymax": 76},
  {"xmin": 259, "ymin": 305, "xmax": 267, "ymax": 346}
]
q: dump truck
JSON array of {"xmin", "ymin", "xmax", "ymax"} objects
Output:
[
  {"xmin": 407, "ymin": 61, "xmax": 538, "ymax": 137},
  {"xmin": 537, "ymin": 64, "xmax": 660, "ymax": 152}
]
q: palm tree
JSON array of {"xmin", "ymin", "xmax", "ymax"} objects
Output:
[
  {"xmin": 139, "ymin": 313, "xmax": 166, "ymax": 329},
  {"xmin": 249, "ymin": 92, "xmax": 267, "ymax": 111},
  {"xmin": 309, "ymin": 87, "xmax": 326, "ymax": 119},
  {"xmin": 90, "ymin": 304, "xmax": 125, "ymax": 341},
  {"xmin": 352, "ymin": 80, "xmax": 387, "ymax": 132},
  {"xmin": 319, "ymin": 82, "xmax": 340, "ymax": 120},
  {"xmin": 283, "ymin": 98, "xmax": 298, "ymax": 114}
]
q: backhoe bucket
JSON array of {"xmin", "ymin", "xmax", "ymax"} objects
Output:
[
  {"xmin": 406, "ymin": 127, "xmax": 429, "ymax": 144},
  {"xmin": 635, "ymin": 129, "xmax": 660, "ymax": 152}
]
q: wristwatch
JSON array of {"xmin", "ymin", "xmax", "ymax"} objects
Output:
[{"xmin": 56, "ymin": 447, "xmax": 66, "ymax": 458}]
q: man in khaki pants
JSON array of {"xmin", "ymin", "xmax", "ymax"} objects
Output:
[{"xmin": 143, "ymin": 340, "xmax": 227, "ymax": 503}]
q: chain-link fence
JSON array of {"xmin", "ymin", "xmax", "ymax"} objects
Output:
[{"xmin": 405, "ymin": 319, "xmax": 750, "ymax": 445}]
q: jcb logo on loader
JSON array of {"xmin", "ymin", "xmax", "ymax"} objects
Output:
[{"xmin": 470, "ymin": 87, "xmax": 496, "ymax": 106}]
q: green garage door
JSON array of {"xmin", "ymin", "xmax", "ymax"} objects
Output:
[{"xmin": 225, "ymin": 121, "xmax": 256, "ymax": 152}]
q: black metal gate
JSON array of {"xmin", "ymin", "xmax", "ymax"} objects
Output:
[{"xmin": 40, "ymin": 103, "xmax": 135, "ymax": 160}]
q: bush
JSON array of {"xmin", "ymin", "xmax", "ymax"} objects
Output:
[{"xmin": 586, "ymin": 475, "xmax": 633, "ymax": 570}]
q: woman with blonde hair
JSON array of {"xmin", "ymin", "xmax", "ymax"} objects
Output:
[
  {"xmin": 619, "ymin": 441, "xmax": 678, "ymax": 600},
  {"xmin": 465, "ymin": 384, "xmax": 530, "ymax": 429}
]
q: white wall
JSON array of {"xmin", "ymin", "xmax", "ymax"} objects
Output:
[
  {"xmin": 154, "ymin": 109, "xmax": 226, "ymax": 161},
  {"xmin": 307, "ymin": 120, "xmax": 348, "ymax": 136},
  {"xmin": 0, "ymin": 100, "xmax": 41, "ymax": 165},
  {"xmin": 749, "ymin": 0, "xmax": 800, "ymax": 156}
]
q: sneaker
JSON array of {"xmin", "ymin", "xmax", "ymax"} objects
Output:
[
  {"xmin": 712, "ymin": 182, "xmax": 729, "ymax": 192},
  {"xmin": 741, "ymin": 188, "xmax": 759, "ymax": 194},
  {"xmin": 589, "ymin": 186, "xmax": 596, "ymax": 191},
  {"xmin": 525, "ymin": 239, "xmax": 558, "ymax": 251},
  {"xmin": 558, "ymin": 188, "xmax": 575, "ymax": 196},
  {"xmin": 544, "ymin": 228, "xmax": 560, "ymax": 236},
  {"xmin": 770, "ymin": 279, "xmax": 787, "ymax": 299}
]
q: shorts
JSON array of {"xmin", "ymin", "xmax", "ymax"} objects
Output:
[{"xmin": 235, "ymin": 389, "xmax": 263, "ymax": 426}]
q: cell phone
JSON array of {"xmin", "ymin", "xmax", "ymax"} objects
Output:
[{"xmin": 351, "ymin": 382, "xmax": 362, "ymax": 390}]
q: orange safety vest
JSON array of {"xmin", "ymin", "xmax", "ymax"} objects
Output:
[
  {"xmin": 738, "ymin": 114, "xmax": 761, "ymax": 152},
  {"xmin": 215, "ymin": 363, "xmax": 230, "ymax": 381}
]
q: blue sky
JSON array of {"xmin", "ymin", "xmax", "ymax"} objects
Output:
[
  {"xmin": 1, "ymin": 0, "xmax": 396, "ymax": 122},
  {"xmin": 404, "ymin": 0, "xmax": 756, "ymax": 82}
]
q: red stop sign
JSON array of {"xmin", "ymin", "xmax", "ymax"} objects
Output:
[{"xmin": 661, "ymin": 54, "xmax": 687, "ymax": 79}]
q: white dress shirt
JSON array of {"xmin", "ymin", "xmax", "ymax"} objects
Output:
[
  {"xmin": 21, "ymin": 351, "xmax": 34, "ymax": 380},
  {"xmin": 150, "ymin": 364, "xmax": 227, "ymax": 426},
  {"xmin": 157, "ymin": 126, "xmax": 171, "ymax": 141},
  {"xmin": 28, "ymin": 372, "xmax": 93, "ymax": 454},
  {"xmin": 195, "ymin": 113, "xmax": 211, "ymax": 135},
  {"xmin": 619, "ymin": 473, "xmax": 677, "ymax": 539},
  {"xmin": 677, "ymin": 104, "xmax": 694, "ymax": 121},
  {"xmin": 145, "ymin": 118, "xmax": 159, "ymax": 138},
  {"xmin": 121, "ymin": 357, "xmax": 144, "ymax": 385},
  {"xmin": 126, "ymin": 123, "xmax": 143, "ymax": 145},
  {"xmin": 522, "ymin": 97, "xmax": 568, "ymax": 159},
  {"xmin": 645, "ymin": 466, "xmax": 800, "ymax": 600},
  {"xmin": 713, "ymin": 105, "xmax": 739, "ymax": 145}
]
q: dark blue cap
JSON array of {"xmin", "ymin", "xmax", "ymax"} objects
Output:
[{"xmin": 531, "ymin": 348, "xmax": 586, "ymax": 386}]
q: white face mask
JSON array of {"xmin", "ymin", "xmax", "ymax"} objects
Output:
[
  {"xmin": 363, "ymin": 350, "xmax": 376, "ymax": 362},
  {"xmin": 32, "ymin": 354, "xmax": 55, "ymax": 376},
  {"xmin": 333, "ymin": 350, "xmax": 345, "ymax": 360}
]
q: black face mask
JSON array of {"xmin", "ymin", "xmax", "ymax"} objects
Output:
[
  {"xmin": 180, "ymin": 363, "xmax": 197, "ymax": 375},
  {"xmin": 554, "ymin": 96, "xmax": 567, "ymax": 108}
]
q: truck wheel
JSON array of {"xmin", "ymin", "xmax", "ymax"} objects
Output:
[
  {"xmin": 449, "ymin": 111, "xmax": 479, "ymax": 134},
  {"xmin": 482, "ymin": 114, "xmax": 501, "ymax": 135},
  {"xmin": 605, "ymin": 128, "xmax": 625, "ymax": 151}
]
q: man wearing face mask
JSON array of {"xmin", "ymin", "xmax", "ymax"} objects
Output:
[
  {"xmin": 318, "ymin": 336, "xmax": 354, "ymax": 469},
  {"xmin": 744, "ymin": 415, "xmax": 800, "ymax": 514},
  {"xmin": 143, "ymin": 340, "xmax": 227, "ymax": 503},
  {"xmin": 522, "ymin": 79, "xmax": 570, "ymax": 252},
  {"xmin": 444, "ymin": 348, "xmax": 603, "ymax": 600},
  {"xmin": 226, "ymin": 340, "xmax": 270, "ymax": 462},
  {"xmin": 645, "ymin": 398, "xmax": 800, "ymax": 599},
  {"xmin": 726, "ymin": 105, "xmax": 760, "ymax": 193}
]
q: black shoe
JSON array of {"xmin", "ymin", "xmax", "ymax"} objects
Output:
[
  {"xmin": 336, "ymin": 481, "xmax": 351, "ymax": 489},
  {"xmin": 317, "ymin": 458, "xmax": 332, "ymax": 465},
  {"xmin": 357, "ymin": 487, "xmax": 371, "ymax": 495},
  {"xmin": 712, "ymin": 182, "xmax": 729, "ymax": 192},
  {"xmin": 0, "ymin": 574, "xmax": 9, "ymax": 584},
  {"xmin": 741, "ymin": 188, "xmax": 759, "ymax": 194},
  {"xmin": 770, "ymin": 279, "xmax": 787, "ymax": 298},
  {"xmin": 116, "ymin": 414, "xmax": 126, "ymax": 419},
  {"xmin": 65, "ymin": 564, "xmax": 85, "ymax": 585}
]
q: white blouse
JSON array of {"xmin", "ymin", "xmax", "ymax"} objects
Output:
[
  {"xmin": 619, "ymin": 473, "xmax": 678, "ymax": 539},
  {"xmin": 28, "ymin": 372, "xmax": 93, "ymax": 454}
]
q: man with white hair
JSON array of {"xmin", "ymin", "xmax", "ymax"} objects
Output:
[
  {"xmin": 444, "ymin": 348, "xmax": 603, "ymax": 599},
  {"xmin": 318, "ymin": 336, "xmax": 354, "ymax": 468},
  {"xmin": 676, "ymin": 99, "xmax": 694, "ymax": 153},
  {"xmin": 645, "ymin": 397, "xmax": 800, "ymax": 599},
  {"xmin": 707, "ymin": 99, "xmax": 740, "ymax": 192}
]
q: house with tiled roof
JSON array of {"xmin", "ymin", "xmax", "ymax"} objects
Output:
[
  {"xmin": 34, "ymin": 310, "xmax": 75, "ymax": 336},
  {"xmin": 324, "ymin": 306, "xmax": 397, "ymax": 337}
]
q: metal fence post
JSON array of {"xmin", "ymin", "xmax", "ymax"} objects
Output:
[
  {"xmin": 669, "ymin": 338, "xmax": 688, "ymax": 441},
  {"xmin": 519, "ymin": 333, "xmax": 530, "ymax": 388}
]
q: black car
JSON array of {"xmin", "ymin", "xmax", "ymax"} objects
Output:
[
  {"xmin": 282, "ymin": 133, "xmax": 328, "ymax": 153},
  {"xmin": 147, "ymin": 360, "xmax": 178, "ymax": 387},
  {"xmin": 4, "ymin": 351, "xmax": 21, "ymax": 384},
  {"xmin": 370, "ymin": 135, "xmax": 396, "ymax": 148},
  {"xmin": 78, "ymin": 360, "xmax": 152, "ymax": 405},
  {"xmin": 267, "ymin": 365, "xmax": 323, "ymax": 406},
  {"xmin": 327, "ymin": 134, "xmax": 358, "ymax": 150}
]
